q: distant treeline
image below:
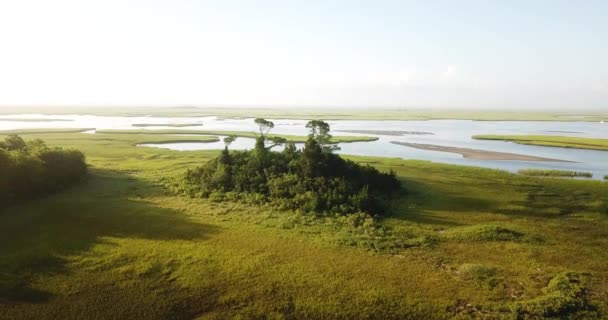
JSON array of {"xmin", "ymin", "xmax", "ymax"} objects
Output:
[
  {"xmin": 0, "ymin": 135, "xmax": 87, "ymax": 206},
  {"xmin": 171, "ymin": 119, "xmax": 401, "ymax": 216}
]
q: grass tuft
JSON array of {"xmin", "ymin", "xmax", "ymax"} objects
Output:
[
  {"xmin": 457, "ymin": 263, "xmax": 496, "ymax": 281},
  {"xmin": 444, "ymin": 224, "xmax": 525, "ymax": 242}
]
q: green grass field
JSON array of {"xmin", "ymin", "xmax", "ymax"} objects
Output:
[
  {"xmin": 1, "ymin": 132, "xmax": 607, "ymax": 319},
  {"xmin": 473, "ymin": 134, "xmax": 608, "ymax": 151},
  {"xmin": 96, "ymin": 129, "xmax": 378, "ymax": 143}
]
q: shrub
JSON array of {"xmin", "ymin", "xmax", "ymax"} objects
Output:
[
  {"xmin": 511, "ymin": 272, "xmax": 597, "ymax": 318},
  {"xmin": 0, "ymin": 135, "xmax": 87, "ymax": 207}
]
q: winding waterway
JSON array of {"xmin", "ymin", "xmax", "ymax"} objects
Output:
[{"xmin": 1, "ymin": 114, "xmax": 607, "ymax": 179}]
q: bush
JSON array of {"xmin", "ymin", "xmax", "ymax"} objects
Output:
[
  {"xmin": 0, "ymin": 135, "xmax": 87, "ymax": 207},
  {"xmin": 175, "ymin": 120, "xmax": 401, "ymax": 216},
  {"xmin": 511, "ymin": 272, "xmax": 597, "ymax": 318}
]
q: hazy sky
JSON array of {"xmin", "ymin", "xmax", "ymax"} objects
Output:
[{"xmin": 0, "ymin": 0, "xmax": 607, "ymax": 109}]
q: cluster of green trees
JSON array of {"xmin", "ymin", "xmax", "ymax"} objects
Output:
[
  {"xmin": 175, "ymin": 119, "xmax": 401, "ymax": 216},
  {"xmin": 0, "ymin": 135, "xmax": 87, "ymax": 206}
]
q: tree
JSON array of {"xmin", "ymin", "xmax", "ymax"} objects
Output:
[
  {"xmin": 306, "ymin": 120, "xmax": 339, "ymax": 152},
  {"xmin": 0, "ymin": 135, "xmax": 88, "ymax": 208},
  {"xmin": 2, "ymin": 134, "xmax": 26, "ymax": 151},
  {"xmin": 266, "ymin": 136, "xmax": 286, "ymax": 150},
  {"xmin": 223, "ymin": 135, "xmax": 237, "ymax": 150},
  {"xmin": 254, "ymin": 118, "xmax": 275, "ymax": 137}
]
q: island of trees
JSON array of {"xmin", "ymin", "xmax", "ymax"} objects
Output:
[
  {"xmin": 0, "ymin": 135, "xmax": 87, "ymax": 207},
  {"xmin": 175, "ymin": 119, "xmax": 401, "ymax": 216}
]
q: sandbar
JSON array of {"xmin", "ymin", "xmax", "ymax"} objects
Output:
[{"xmin": 390, "ymin": 141, "xmax": 573, "ymax": 162}]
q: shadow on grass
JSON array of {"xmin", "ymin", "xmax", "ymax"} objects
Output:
[
  {"xmin": 391, "ymin": 178, "xmax": 495, "ymax": 226},
  {"xmin": 394, "ymin": 175, "xmax": 605, "ymax": 224},
  {"xmin": 0, "ymin": 169, "xmax": 220, "ymax": 304}
]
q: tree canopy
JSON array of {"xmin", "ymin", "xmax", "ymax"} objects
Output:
[
  {"xmin": 172, "ymin": 119, "xmax": 401, "ymax": 216},
  {"xmin": 0, "ymin": 135, "xmax": 87, "ymax": 207}
]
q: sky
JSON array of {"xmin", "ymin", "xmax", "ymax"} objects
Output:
[{"xmin": 0, "ymin": 0, "xmax": 607, "ymax": 109}]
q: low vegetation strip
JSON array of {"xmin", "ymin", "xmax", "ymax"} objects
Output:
[
  {"xmin": 132, "ymin": 123, "xmax": 203, "ymax": 127},
  {"xmin": 0, "ymin": 128, "xmax": 95, "ymax": 134},
  {"xmin": 0, "ymin": 118, "xmax": 73, "ymax": 122},
  {"xmin": 335, "ymin": 129, "xmax": 434, "ymax": 136},
  {"xmin": 518, "ymin": 169, "xmax": 593, "ymax": 178},
  {"xmin": 473, "ymin": 134, "xmax": 608, "ymax": 151},
  {"xmin": 97, "ymin": 129, "xmax": 378, "ymax": 143}
]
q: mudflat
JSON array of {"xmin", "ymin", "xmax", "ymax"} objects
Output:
[{"xmin": 391, "ymin": 141, "xmax": 572, "ymax": 162}]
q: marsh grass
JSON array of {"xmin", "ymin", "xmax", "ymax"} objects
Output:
[
  {"xmin": 3, "ymin": 105, "xmax": 608, "ymax": 121},
  {"xmin": 518, "ymin": 169, "xmax": 593, "ymax": 178},
  {"xmin": 474, "ymin": 134, "xmax": 608, "ymax": 151},
  {"xmin": 0, "ymin": 132, "xmax": 607, "ymax": 319},
  {"xmin": 96, "ymin": 129, "xmax": 378, "ymax": 143}
]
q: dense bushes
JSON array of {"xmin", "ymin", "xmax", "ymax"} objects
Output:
[
  {"xmin": 174, "ymin": 119, "xmax": 401, "ymax": 216},
  {"xmin": 0, "ymin": 135, "xmax": 87, "ymax": 206}
]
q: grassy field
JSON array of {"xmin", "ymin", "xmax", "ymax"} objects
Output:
[
  {"xmin": 2, "ymin": 105, "xmax": 608, "ymax": 121},
  {"xmin": 473, "ymin": 135, "xmax": 608, "ymax": 151},
  {"xmin": 96, "ymin": 129, "xmax": 378, "ymax": 143},
  {"xmin": 518, "ymin": 169, "xmax": 593, "ymax": 178},
  {"xmin": 1, "ymin": 132, "xmax": 607, "ymax": 319},
  {"xmin": 132, "ymin": 123, "xmax": 203, "ymax": 127}
]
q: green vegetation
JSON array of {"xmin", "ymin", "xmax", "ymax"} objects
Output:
[
  {"xmin": 172, "ymin": 119, "xmax": 400, "ymax": 216},
  {"xmin": 457, "ymin": 263, "xmax": 496, "ymax": 281},
  {"xmin": 0, "ymin": 128, "xmax": 95, "ymax": 134},
  {"xmin": 97, "ymin": 128, "xmax": 378, "ymax": 143},
  {"xmin": 132, "ymin": 123, "xmax": 203, "ymax": 127},
  {"xmin": 519, "ymin": 169, "xmax": 593, "ymax": 178},
  {"xmin": 474, "ymin": 134, "xmax": 608, "ymax": 151},
  {"xmin": 512, "ymin": 272, "xmax": 596, "ymax": 319},
  {"xmin": 3, "ymin": 105, "xmax": 608, "ymax": 121},
  {"xmin": 0, "ymin": 135, "xmax": 87, "ymax": 207},
  {"xmin": 1, "ymin": 129, "xmax": 607, "ymax": 319}
]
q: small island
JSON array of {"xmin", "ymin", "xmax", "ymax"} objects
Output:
[{"xmin": 171, "ymin": 119, "xmax": 401, "ymax": 216}]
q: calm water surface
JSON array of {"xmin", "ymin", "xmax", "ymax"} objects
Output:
[{"xmin": 1, "ymin": 114, "xmax": 607, "ymax": 179}]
